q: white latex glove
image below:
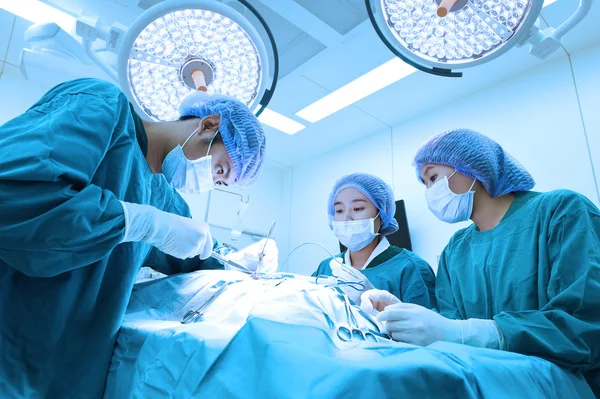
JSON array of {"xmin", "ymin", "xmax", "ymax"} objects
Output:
[
  {"xmin": 120, "ymin": 201, "xmax": 213, "ymax": 260},
  {"xmin": 360, "ymin": 289, "xmax": 401, "ymax": 317},
  {"xmin": 376, "ymin": 302, "xmax": 504, "ymax": 349},
  {"xmin": 226, "ymin": 238, "xmax": 279, "ymax": 273}
]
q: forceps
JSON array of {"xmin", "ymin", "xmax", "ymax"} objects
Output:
[
  {"xmin": 180, "ymin": 281, "xmax": 230, "ymax": 324},
  {"xmin": 337, "ymin": 291, "xmax": 378, "ymax": 343}
]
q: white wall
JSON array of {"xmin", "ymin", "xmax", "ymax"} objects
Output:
[
  {"xmin": 182, "ymin": 160, "xmax": 292, "ymax": 258},
  {"xmin": 288, "ymin": 46, "xmax": 600, "ymax": 275},
  {"xmin": 570, "ymin": 43, "xmax": 600, "ymax": 201}
]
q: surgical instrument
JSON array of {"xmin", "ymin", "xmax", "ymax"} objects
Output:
[
  {"xmin": 258, "ymin": 220, "xmax": 276, "ymax": 266},
  {"xmin": 211, "ymin": 251, "xmax": 251, "ymax": 274},
  {"xmin": 181, "ymin": 281, "xmax": 230, "ymax": 324}
]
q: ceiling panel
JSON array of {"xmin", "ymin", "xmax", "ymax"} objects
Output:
[
  {"xmin": 45, "ymin": 0, "xmax": 140, "ymax": 26},
  {"xmin": 294, "ymin": 0, "xmax": 367, "ymax": 35},
  {"xmin": 5, "ymin": 16, "xmax": 32, "ymax": 66},
  {"xmin": 294, "ymin": 21, "xmax": 394, "ymax": 91},
  {"xmin": 246, "ymin": 0, "xmax": 326, "ymax": 78},
  {"xmin": 353, "ymin": 45, "xmax": 566, "ymax": 128},
  {"xmin": 3, "ymin": 0, "xmax": 598, "ymax": 169},
  {"xmin": 0, "ymin": 10, "xmax": 15, "ymax": 63},
  {"xmin": 266, "ymin": 103, "xmax": 390, "ymax": 166}
]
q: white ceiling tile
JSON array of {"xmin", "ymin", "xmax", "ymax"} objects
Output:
[
  {"xmin": 294, "ymin": 0, "xmax": 367, "ymax": 35},
  {"xmin": 5, "ymin": 16, "xmax": 32, "ymax": 66},
  {"xmin": 0, "ymin": 10, "xmax": 15, "ymax": 63},
  {"xmin": 0, "ymin": 63, "xmax": 52, "ymax": 125}
]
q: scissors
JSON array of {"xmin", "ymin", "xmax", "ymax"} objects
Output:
[{"xmin": 180, "ymin": 281, "xmax": 230, "ymax": 324}]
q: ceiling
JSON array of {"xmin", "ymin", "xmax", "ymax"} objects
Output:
[{"xmin": 1, "ymin": 0, "xmax": 599, "ymax": 167}]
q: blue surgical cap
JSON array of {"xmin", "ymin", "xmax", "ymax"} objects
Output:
[
  {"xmin": 179, "ymin": 92, "xmax": 266, "ymax": 186},
  {"xmin": 413, "ymin": 128, "xmax": 535, "ymax": 198},
  {"xmin": 328, "ymin": 173, "xmax": 399, "ymax": 236}
]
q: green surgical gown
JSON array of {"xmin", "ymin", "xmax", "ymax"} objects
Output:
[
  {"xmin": 312, "ymin": 246, "xmax": 437, "ymax": 309},
  {"xmin": 436, "ymin": 190, "xmax": 600, "ymax": 395},
  {"xmin": 0, "ymin": 78, "xmax": 220, "ymax": 398}
]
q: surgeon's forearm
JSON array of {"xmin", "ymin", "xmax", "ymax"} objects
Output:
[
  {"xmin": 143, "ymin": 240, "xmax": 222, "ymax": 275},
  {"xmin": 493, "ymin": 311, "xmax": 600, "ymax": 369}
]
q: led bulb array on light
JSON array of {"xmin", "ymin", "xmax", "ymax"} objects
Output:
[
  {"xmin": 381, "ymin": 0, "xmax": 530, "ymax": 65},
  {"xmin": 125, "ymin": 9, "xmax": 262, "ymax": 121}
]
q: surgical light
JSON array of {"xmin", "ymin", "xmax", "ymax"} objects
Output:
[
  {"xmin": 365, "ymin": 0, "xmax": 592, "ymax": 77},
  {"xmin": 117, "ymin": 0, "xmax": 278, "ymax": 121}
]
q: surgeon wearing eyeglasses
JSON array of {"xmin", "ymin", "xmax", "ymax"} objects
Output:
[
  {"xmin": 0, "ymin": 78, "xmax": 276, "ymax": 398},
  {"xmin": 312, "ymin": 173, "xmax": 436, "ymax": 308},
  {"xmin": 360, "ymin": 128, "xmax": 600, "ymax": 397}
]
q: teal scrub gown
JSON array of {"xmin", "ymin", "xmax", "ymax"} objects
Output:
[
  {"xmin": 313, "ymin": 245, "xmax": 437, "ymax": 309},
  {"xmin": 436, "ymin": 190, "xmax": 600, "ymax": 395},
  {"xmin": 0, "ymin": 78, "xmax": 220, "ymax": 398}
]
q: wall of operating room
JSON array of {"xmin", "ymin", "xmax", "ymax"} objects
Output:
[
  {"xmin": 285, "ymin": 43, "xmax": 600, "ymax": 275},
  {"xmin": 181, "ymin": 163, "xmax": 293, "ymax": 258}
]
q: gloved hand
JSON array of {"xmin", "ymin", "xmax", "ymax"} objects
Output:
[
  {"xmin": 376, "ymin": 302, "xmax": 504, "ymax": 349},
  {"xmin": 225, "ymin": 238, "xmax": 279, "ymax": 273},
  {"xmin": 329, "ymin": 259, "xmax": 374, "ymax": 304},
  {"xmin": 120, "ymin": 201, "xmax": 213, "ymax": 260},
  {"xmin": 360, "ymin": 289, "xmax": 401, "ymax": 317}
]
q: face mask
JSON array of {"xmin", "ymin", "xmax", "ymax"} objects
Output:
[
  {"xmin": 162, "ymin": 126, "xmax": 218, "ymax": 194},
  {"xmin": 425, "ymin": 171, "xmax": 476, "ymax": 224},
  {"xmin": 332, "ymin": 213, "xmax": 380, "ymax": 252}
]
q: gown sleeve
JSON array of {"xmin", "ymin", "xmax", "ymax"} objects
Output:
[
  {"xmin": 493, "ymin": 197, "xmax": 600, "ymax": 370},
  {"xmin": 400, "ymin": 255, "xmax": 437, "ymax": 310},
  {"xmin": 0, "ymin": 81, "xmax": 129, "ymax": 277}
]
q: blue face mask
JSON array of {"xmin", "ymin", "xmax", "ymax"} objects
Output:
[
  {"xmin": 332, "ymin": 213, "xmax": 380, "ymax": 252},
  {"xmin": 425, "ymin": 171, "xmax": 476, "ymax": 224},
  {"xmin": 162, "ymin": 128, "xmax": 218, "ymax": 194}
]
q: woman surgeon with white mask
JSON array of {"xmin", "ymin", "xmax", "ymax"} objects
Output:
[
  {"xmin": 312, "ymin": 173, "xmax": 436, "ymax": 308},
  {"xmin": 360, "ymin": 129, "xmax": 600, "ymax": 396}
]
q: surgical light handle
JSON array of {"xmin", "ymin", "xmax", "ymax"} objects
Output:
[{"xmin": 192, "ymin": 70, "xmax": 208, "ymax": 92}]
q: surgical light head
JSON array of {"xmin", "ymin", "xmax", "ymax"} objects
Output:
[
  {"xmin": 365, "ymin": 0, "xmax": 592, "ymax": 77},
  {"xmin": 117, "ymin": 0, "xmax": 278, "ymax": 121}
]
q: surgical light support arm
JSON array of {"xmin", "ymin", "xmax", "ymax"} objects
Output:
[
  {"xmin": 524, "ymin": 0, "xmax": 592, "ymax": 59},
  {"xmin": 75, "ymin": 11, "xmax": 126, "ymax": 82}
]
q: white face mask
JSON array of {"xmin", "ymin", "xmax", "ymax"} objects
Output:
[
  {"xmin": 425, "ymin": 171, "xmax": 476, "ymax": 224},
  {"xmin": 332, "ymin": 213, "xmax": 380, "ymax": 252},
  {"xmin": 162, "ymin": 127, "xmax": 217, "ymax": 194}
]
